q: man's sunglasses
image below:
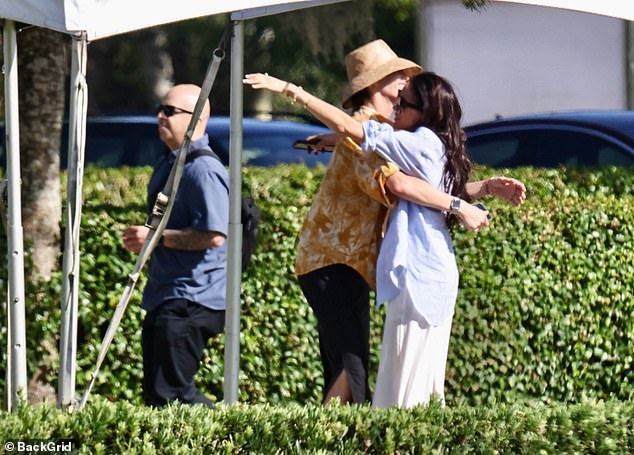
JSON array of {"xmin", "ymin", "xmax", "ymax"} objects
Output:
[
  {"xmin": 397, "ymin": 97, "xmax": 423, "ymax": 112},
  {"xmin": 157, "ymin": 104, "xmax": 194, "ymax": 117}
]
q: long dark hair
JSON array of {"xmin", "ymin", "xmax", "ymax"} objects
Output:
[
  {"xmin": 408, "ymin": 72, "xmax": 471, "ymax": 204},
  {"xmin": 347, "ymin": 88, "xmax": 370, "ymax": 112}
]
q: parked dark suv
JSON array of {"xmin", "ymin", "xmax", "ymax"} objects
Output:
[
  {"xmin": 465, "ymin": 111, "xmax": 634, "ymax": 168},
  {"xmin": 1, "ymin": 115, "xmax": 332, "ymax": 169}
]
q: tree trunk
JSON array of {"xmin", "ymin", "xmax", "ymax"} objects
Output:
[
  {"xmin": 140, "ymin": 29, "xmax": 174, "ymax": 103},
  {"xmin": 17, "ymin": 26, "xmax": 67, "ymax": 281}
]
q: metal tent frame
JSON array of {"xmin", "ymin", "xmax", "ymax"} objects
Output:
[
  {"xmin": 2, "ymin": 0, "xmax": 633, "ymax": 411},
  {"xmin": 1, "ymin": 0, "xmax": 348, "ymax": 411}
]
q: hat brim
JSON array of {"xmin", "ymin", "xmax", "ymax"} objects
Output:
[{"xmin": 341, "ymin": 58, "xmax": 422, "ymax": 109}]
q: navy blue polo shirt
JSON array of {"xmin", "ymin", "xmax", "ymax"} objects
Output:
[{"xmin": 142, "ymin": 135, "xmax": 229, "ymax": 312}]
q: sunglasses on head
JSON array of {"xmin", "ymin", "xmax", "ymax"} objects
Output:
[
  {"xmin": 397, "ymin": 97, "xmax": 422, "ymax": 112},
  {"xmin": 157, "ymin": 104, "xmax": 194, "ymax": 117}
]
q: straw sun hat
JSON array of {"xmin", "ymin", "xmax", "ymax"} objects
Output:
[{"xmin": 341, "ymin": 39, "xmax": 422, "ymax": 109}]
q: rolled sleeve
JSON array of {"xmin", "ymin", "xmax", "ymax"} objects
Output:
[
  {"xmin": 184, "ymin": 161, "xmax": 229, "ymax": 236},
  {"xmin": 362, "ymin": 119, "xmax": 444, "ymax": 182},
  {"xmin": 332, "ymin": 135, "xmax": 397, "ymax": 208},
  {"xmin": 371, "ymin": 158, "xmax": 399, "ymax": 208}
]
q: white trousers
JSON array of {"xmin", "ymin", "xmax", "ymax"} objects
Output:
[{"xmin": 372, "ymin": 291, "xmax": 453, "ymax": 408}]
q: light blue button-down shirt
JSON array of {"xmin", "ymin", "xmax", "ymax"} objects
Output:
[{"xmin": 361, "ymin": 120, "xmax": 459, "ymax": 326}]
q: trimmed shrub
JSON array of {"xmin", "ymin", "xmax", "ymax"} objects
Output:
[
  {"xmin": 0, "ymin": 165, "xmax": 632, "ymax": 407},
  {"xmin": 0, "ymin": 398, "xmax": 632, "ymax": 453}
]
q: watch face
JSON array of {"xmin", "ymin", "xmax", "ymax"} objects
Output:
[{"xmin": 451, "ymin": 198, "xmax": 461, "ymax": 211}]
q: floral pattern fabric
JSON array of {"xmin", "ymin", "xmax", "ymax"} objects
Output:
[{"xmin": 294, "ymin": 107, "xmax": 398, "ymax": 289}]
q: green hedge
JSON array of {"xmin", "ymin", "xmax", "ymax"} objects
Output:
[
  {"xmin": 0, "ymin": 398, "xmax": 632, "ymax": 454},
  {"xmin": 0, "ymin": 165, "xmax": 633, "ymax": 407}
]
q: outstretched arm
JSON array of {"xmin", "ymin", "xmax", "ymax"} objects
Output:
[
  {"xmin": 387, "ymin": 172, "xmax": 451, "ymax": 211},
  {"xmin": 386, "ymin": 172, "xmax": 490, "ymax": 231},
  {"xmin": 466, "ymin": 176, "xmax": 526, "ymax": 206},
  {"xmin": 243, "ymin": 73, "xmax": 365, "ymax": 142}
]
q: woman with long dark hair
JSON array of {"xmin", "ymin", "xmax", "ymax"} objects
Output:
[{"xmin": 367, "ymin": 73, "xmax": 472, "ymax": 407}]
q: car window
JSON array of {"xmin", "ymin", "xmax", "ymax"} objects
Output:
[
  {"xmin": 85, "ymin": 137, "xmax": 126, "ymax": 167},
  {"xmin": 468, "ymin": 127, "xmax": 634, "ymax": 168},
  {"xmin": 467, "ymin": 132, "xmax": 526, "ymax": 167},
  {"xmin": 244, "ymin": 133, "xmax": 330, "ymax": 167},
  {"xmin": 208, "ymin": 131, "xmax": 331, "ymax": 167},
  {"xmin": 60, "ymin": 122, "xmax": 165, "ymax": 168},
  {"xmin": 597, "ymin": 146, "xmax": 634, "ymax": 166},
  {"xmin": 533, "ymin": 129, "xmax": 634, "ymax": 167}
]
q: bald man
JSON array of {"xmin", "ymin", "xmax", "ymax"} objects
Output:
[{"xmin": 123, "ymin": 84, "xmax": 229, "ymax": 407}]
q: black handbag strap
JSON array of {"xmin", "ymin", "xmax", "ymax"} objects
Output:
[{"xmin": 186, "ymin": 148, "xmax": 222, "ymax": 164}]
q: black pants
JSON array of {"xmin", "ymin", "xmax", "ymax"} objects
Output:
[
  {"xmin": 298, "ymin": 264, "xmax": 372, "ymax": 404},
  {"xmin": 142, "ymin": 298, "xmax": 224, "ymax": 407}
]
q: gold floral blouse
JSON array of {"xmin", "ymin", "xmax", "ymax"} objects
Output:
[{"xmin": 295, "ymin": 107, "xmax": 398, "ymax": 289}]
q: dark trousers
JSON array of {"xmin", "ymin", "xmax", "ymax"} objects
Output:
[
  {"xmin": 142, "ymin": 298, "xmax": 224, "ymax": 407},
  {"xmin": 298, "ymin": 264, "xmax": 372, "ymax": 403}
]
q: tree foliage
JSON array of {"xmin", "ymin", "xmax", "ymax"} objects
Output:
[
  {"xmin": 87, "ymin": 1, "xmax": 376, "ymax": 115},
  {"xmin": 82, "ymin": 0, "xmax": 489, "ymax": 116}
]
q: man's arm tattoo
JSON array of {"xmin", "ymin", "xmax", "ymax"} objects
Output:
[{"xmin": 163, "ymin": 227, "xmax": 224, "ymax": 250}]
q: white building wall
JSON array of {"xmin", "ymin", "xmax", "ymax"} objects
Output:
[{"xmin": 419, "ymin": 0, "xmax": 626, "ymax": 125}]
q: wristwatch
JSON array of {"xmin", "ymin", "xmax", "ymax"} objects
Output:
[{"xmin": 449, "ymin": 197, "xmax": 461, "ymax": 214}]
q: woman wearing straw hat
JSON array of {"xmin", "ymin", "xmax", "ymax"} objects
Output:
[{"xmin": 247, "ymin": 40, "xmax": 525, "ymax": 405}]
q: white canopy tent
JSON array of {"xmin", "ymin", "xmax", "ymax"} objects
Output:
[
  {"xmin": 0, "ymin": 0, "xmax": 342, "ymax": 40},
  {"xmin": 2, "ymin": 0, "xmax": 634, "ymax": 412},
  {"xmin": 1, "ymin": 0, "xmax": 347, "ymax": 411},
  {"xmin": 494, "ymin": 0, "xmax": 634, "ymax": 21}
]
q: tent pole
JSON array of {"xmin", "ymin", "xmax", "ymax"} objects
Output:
[
  {"xmin": 58, "ymin": 33, "xmax": 88, "ymax": 409},
  {"xmin": 3, "ymin": 19, "xmax": 28, "ymax": 412},
  {"xmin": 223, "ymin": 20, "xmax": 244, "ymax": 405},
  {"xmin": 626, "ymin": 20, "xmax": 634, "ymax": 110}
]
